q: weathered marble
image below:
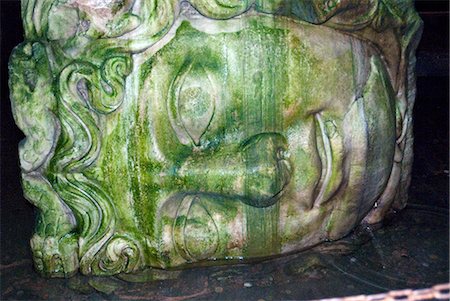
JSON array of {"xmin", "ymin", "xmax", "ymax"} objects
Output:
[{"xmin": 9, "ymin": 0, "xmax": 422, "ymax": 277}]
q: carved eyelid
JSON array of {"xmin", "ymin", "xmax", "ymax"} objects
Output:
[{"xmin": 168, "ymin": 61, "xmax": 218, "ymax": 147}]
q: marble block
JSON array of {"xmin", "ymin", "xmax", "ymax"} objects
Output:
[{"xmin": 9, "ymin": 0, "xmax": 422, "ymax": 277}]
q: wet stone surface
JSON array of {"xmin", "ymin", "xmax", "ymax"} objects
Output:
[
  {"xmin": 1, "ymin": 3, "xmax": 449, "ymax": 300},
  {"xmin": 0, "ymin": 204, "xmax": 448, "ymax": 300}
]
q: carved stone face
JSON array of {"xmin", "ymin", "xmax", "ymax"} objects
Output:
[
  {"xmin": 109, "ymin": 14, "xmax": 397, "ymax": 266},
  {"xmin": 10, "ymin": 0, "xmax": 422, "ymax": 277}
]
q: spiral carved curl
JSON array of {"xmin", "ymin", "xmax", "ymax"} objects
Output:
[
  {"xmin": 90, "ymin": 236, "xmax": 142, "ymax": 275},
  {"xmin": 48, "ymin": 53, "xmax": 138, "ymax": 275}
]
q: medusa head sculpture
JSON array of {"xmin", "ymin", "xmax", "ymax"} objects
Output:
[{"xmin": 9, "ymin": 0, "xmax": 422, "ymax": 277}]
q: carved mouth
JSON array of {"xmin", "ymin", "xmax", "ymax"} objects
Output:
[{"xmin": 311, "ymin": 112, "xmax": 343, "ymax": 209}]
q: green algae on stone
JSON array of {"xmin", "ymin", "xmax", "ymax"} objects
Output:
[{"xmin": 9, "ymin": 0, "xmax": 422, "ymax": 277}]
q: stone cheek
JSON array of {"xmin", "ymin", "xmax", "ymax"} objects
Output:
[{"xmin": 9, "ymin": 0, "xmax": 422, "ymax": 277}]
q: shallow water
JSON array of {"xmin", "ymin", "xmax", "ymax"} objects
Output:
[{"xmin": 0, "ymin": 204, "xmax": 448, "ymax": 300}]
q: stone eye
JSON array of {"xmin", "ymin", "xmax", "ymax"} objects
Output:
[
  {"xmin": 169, "ymin": 64, "xmax": 217, "ymax": 146},
  {"xmin": 179, "ymin": 86, "xmax": 210, "ymax": 118}
]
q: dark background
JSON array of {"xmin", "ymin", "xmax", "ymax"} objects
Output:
[{"xmin": 1, "ymin": 1, "xmax": 448, "ymax": 300}]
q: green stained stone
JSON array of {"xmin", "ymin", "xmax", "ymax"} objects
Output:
[{"xmin": 9, "ymin": 0, "xmax": 422, "ymax": 277}]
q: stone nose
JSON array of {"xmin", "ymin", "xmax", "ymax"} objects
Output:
[{"xmin": 241, "ymin": 132, "xmax": 292, "ymax": 207}]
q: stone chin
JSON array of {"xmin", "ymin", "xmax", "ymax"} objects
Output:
[{"xmin": 10, "ymin": 0, "xmax": 422, "ymax": 276}]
